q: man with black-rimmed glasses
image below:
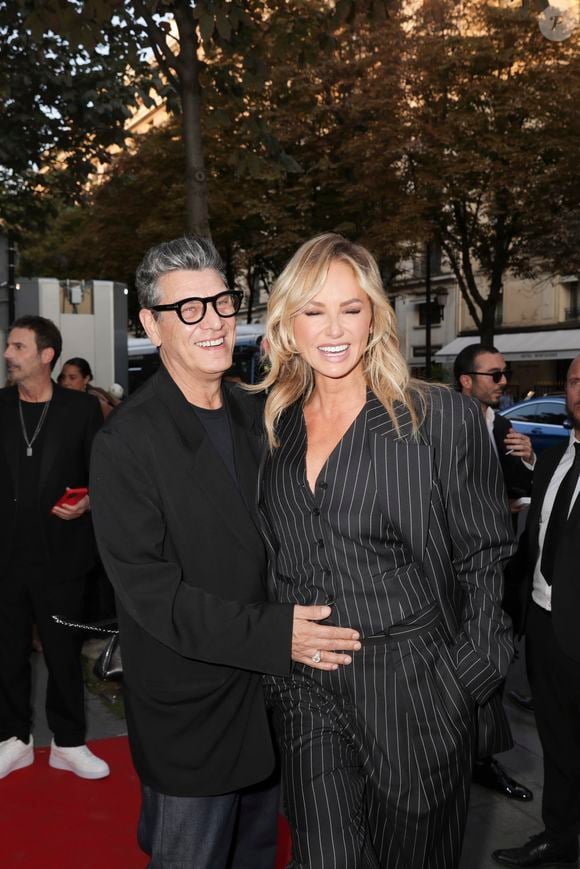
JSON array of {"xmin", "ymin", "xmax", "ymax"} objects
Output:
[
  {"xmin": 455, "ymin": 343, "xmax": 535, "ymax": 803},
  {"xmin": 90, "ymin": 235, "xmax": 361, "ymax": 868}
]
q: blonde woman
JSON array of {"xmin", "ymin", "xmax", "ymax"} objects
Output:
[{"xmin": 256, "ymin": 234, "xmax": 514, "ymax": 868}]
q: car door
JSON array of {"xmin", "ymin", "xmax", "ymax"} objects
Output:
[{"xmin": 505, "ymin": 400, "xmax": 569, "ymax": 455}]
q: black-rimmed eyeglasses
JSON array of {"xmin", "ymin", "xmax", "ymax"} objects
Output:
[
  {"xmin": 465, "ymin": 369, "xmax": 510, "ymax": 383},
  {"xmin": 151, "ymin": 290, "xmax": 243, "ymax": 325}
]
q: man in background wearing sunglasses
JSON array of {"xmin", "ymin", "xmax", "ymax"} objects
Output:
[
  {"xmin": 89, "ymin": 236, "xmax": 360, "ymax": 868},
  {"xmin": 454, "ymin": 343, "xmax": 535, "ymax": 803}
]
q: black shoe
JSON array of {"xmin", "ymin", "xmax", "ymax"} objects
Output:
[
  {"xmin": 473, "ymin": 757, "xmax": 533, "ymax": 800},
  {"xmin": 508, "ymin": 689, "xmax": 535, "ymax": 713},
  {"xmin": 492, "ymin": 832, "xmax": 579, "ymax": 866}
]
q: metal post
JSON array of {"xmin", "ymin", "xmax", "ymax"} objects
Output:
[
  {"xmin": 425, "ymin": 240, "xmax": 432, "ymax": 380},
  {"xmin": 7, "ymin": 232, "xmax": 16, "ymax": 324}
]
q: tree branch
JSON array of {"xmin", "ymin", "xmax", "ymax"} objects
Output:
[{"xmin": 132, "ymin": 0, "xmax": 183, "ymax": 84}]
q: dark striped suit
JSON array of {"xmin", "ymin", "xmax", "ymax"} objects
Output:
[{"xmin": 259, "ymin": 387, "xmax": 514, "ymax": 869}]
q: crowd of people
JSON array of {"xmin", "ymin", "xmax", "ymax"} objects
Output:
[{"xmin": 0, "ymin": 233, "xmax": 578, "ymax": 869}]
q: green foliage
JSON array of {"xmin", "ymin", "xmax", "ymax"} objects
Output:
[
  {"xmin": 14, "ymin": 0, "xmax": 580, "ymax": 341},
  {"xmin": 0, "ymin": 0, "xmax": 154, "ymax": 233},
  {"xmin": 340, "ymin": 0, "xmax": 580, "ymax": 339}
]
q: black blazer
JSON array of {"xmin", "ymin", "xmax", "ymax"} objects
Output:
[
  {"xmin": 90, "ymin": 366, "xmax": 294, "ymax": 797},
  {"xmin": 504, "ymin": 439, "xmax": 580, "ymax": 662},
  {"xmin": 0, "ymin": 384, "xmax": 102, "ymax": 580},
  {"xmin": 259, "ymin": 388, "xmax": 515, "ymax": 758},
  {"xmin": 493, "ymin": 413, "xmax": 534, "ymax": 500}
]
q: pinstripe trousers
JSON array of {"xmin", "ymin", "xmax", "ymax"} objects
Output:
[{"xmin": 265, "ymin": 605, "xmax": 476, "ymax": 869}]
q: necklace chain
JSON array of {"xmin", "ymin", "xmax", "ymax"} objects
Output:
[{"xmin": 18, "ymin": 396, "xmax": 52, "ymax": 457}]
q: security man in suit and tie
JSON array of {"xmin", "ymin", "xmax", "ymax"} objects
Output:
[
  {"xmin": 455, "ymin": 343, "xmax": 534, "ymax": 802},
  {"xmin": 89, "ymin": 236, "xmax": 361, "ymax": 868},
  {"xmin": 493, "ymin": 355, "xmax": 580, "ymax": 867},
  {"xmin": 0, "ymin": 315, "xmax": 109, "ymax": 780}
]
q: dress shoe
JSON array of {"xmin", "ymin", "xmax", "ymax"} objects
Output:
[
  {"xmin": 473, "ymin": 756, "xmax": 533, "ymax": 800},
  {"xmin": 492, "ymin": 831, "xmax": 579, "ymax": 866},
  {"xmin": 49, "ymin": 740, "xmax": 110, "ymax": 779},
  {"xmin": 0, "ymin": 736, "xmax": 34, "ymax": 779},
  {"xmin": 508, "ymin": 689, "xmax": 535, "ymax": 713}
]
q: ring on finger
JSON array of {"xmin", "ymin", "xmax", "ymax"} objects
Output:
[{"xmin": 312, "ymin": 650, "xmax": 321, "ymax": 664}]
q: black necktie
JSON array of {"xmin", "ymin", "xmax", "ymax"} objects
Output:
[{"xmin": 540, "ymin": 442, "xmax": 580, "ymax": 586}]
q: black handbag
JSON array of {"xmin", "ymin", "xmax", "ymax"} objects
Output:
[
  {"xmin": 93, "ymin": 633, "xmax": 123, "ymax": 682},
  {"xmin": 52, "ymin": 615, "xmax": 123, "ymax": 681}
]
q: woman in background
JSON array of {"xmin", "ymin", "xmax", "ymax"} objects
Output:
[
  {"xmin": 255, "ymin": 233, "xmax": 514, "ymax": 868},
  {"xmin": 61, "ymin": 357, "xmax": 117, "ymax": 418}
]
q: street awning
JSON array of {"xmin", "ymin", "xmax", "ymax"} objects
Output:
[{"xmin": 435, "ymin": 330, "xmax": 580, "ymax": 363}]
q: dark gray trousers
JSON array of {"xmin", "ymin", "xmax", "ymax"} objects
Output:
[{"xmin": 138, "ymin": 774, "xmax": 280, "ymax": 869}]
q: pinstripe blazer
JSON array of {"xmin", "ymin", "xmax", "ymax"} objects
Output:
[{"xmin": 259, "ymin": 386, "xmax": 515, "ymax": 714}]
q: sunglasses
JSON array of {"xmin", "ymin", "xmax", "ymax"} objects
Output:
[{"xmin": 465, "ymin": 370, "xmax": 510, "ymax": 384}]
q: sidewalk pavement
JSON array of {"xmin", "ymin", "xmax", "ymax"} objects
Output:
[{"xmin": 30, "ymin": 640, "xmax": 543, "ymax": 868}]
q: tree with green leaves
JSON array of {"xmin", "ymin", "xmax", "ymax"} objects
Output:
[
  {"xmin": 350, "ymin": 0, "xmax": 580, "ymax": 342},
  {"xmin": 0, "ymin": 0, "xmax": 155, "ymax": 235},
  {"xmin": 21, "ymin": 0, "xmax": 394, "ymax": 239}
]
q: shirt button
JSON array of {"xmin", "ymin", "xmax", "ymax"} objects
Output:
[
  {"xmin": 319, "ymin": 482, "xmax": 328, "ymax": 490},
  {"xmin": 317, "ymin": 539, "xmax": 324, "ymax": 547},
  {"xmin": 312, "ymin": 508, "xmax": 320, "ymax": 516}
]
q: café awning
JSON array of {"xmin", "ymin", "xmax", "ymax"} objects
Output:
[{"xmin": 435, "ymin": 330, "xmax": 580, "ymax": 363}]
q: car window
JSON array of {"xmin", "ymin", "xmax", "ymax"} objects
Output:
[{"xmin": 508, "ymin": 401, "xmax": 567, "ymax": 426}]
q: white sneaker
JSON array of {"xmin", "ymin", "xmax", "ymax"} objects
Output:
[
  {"xmin": 49, "ymin": 740, "xmax": 110, "ymax": 780},
  {"xmin": 0, "ymin": 736, "xmax": 34, "ymax": 779}
]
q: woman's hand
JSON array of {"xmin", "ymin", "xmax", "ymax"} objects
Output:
[{"xmin": 292, "ymin": 605, "xmax": 361, "ymax": 671}]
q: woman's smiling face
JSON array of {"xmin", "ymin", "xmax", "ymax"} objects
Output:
[{"xmin": 292, "ymin": 259, "xmax": 373, "ymax": 384}]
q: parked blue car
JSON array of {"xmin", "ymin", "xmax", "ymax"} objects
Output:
[{"xmin": 498, "ymin": 396, "xmax": 571, "ymax": 455}]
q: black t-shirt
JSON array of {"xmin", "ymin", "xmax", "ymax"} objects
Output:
[
  {"xmin": 191, "ymin": 401, "xmax": 239, "ymax": 487},
  {"xmin": 14, "ymin": 400, "xmax": 50, "ymax": 563}
]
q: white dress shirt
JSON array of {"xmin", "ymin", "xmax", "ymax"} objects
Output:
[{"xmin": 532, "ymin": 431, "xmax": 580, "ymax": 611}]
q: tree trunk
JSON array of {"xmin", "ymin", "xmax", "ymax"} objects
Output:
[
  {"xmin": 175, "ymin": 2, "xmax": 210, "ymax": 238},
  {"xmin": 479, "ymin": 302, "xmax": 496, "ymax": 345}
]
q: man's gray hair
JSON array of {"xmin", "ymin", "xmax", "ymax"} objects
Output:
[{"xmin": 136, "ymin": 236, "xmax": 226, "ymax": 310}]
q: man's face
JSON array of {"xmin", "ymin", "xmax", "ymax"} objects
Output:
[
  {"xmin": 4, "ymin": 328, "xmax": 53, "ymax": 385},
  {"xmin": 139, "ymin": 268, "xmax": 236, "ymax": 388},
  {"xmin": 565, "ymin": 357, "xmax": 580, "ymax": 432},
  {"xmin": 460, "ymin": 351, "xmax": 508, "ymax": 408}
]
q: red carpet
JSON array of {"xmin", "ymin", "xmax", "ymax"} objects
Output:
[{"xmin": 0, "ymin": 736, "xmax": 292, "ymax": 867}]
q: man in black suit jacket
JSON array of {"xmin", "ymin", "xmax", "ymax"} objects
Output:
[
  {"xmin": 0, "ymin": 316, "xmax": 109, "ymax": 780},
  {"xmin": 90, "ymin": 236, "xmax": 361, "ymax": 868},
  {"xmin": 455, "ymin": 343, "xmax": 534, "ymax": 802},
  {"xmin": 493, "ymin": 355, "xmax": 580, "ymax": 867}
]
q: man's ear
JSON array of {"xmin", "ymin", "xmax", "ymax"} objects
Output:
[
  {"xmin": 139, "ymin": 308, "xmax": 161, "ymax": 347},
  {"xmin": 459, "ymin": 373, "xmax": 472, "ymax": 393},
  {"xmin": 41, "ymin": 347, "xmax": 55, "ymax": 368}
]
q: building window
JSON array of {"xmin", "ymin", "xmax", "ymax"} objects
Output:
[
  {"xmin": 418, "ymin": 302, "xmax": 444, "ymax": 326},
  {"xmin": 565, "ymin": 281, "xmax": 579, "ymax": 320},
  {"xmin": 412, "ymin": 243, "xmax": 442, "ymax": 278}
]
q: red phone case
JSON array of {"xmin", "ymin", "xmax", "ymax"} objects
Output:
[{"xmin": 52, "ymin": 487, "xmax": 88, "ymax": 511}]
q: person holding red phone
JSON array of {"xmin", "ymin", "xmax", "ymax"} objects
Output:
[{"xmin": 0, "ymin": 316, "xmax": 109, "ymax": 781}]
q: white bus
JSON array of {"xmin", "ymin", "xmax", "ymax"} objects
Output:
[{"xmin": 127, "ymin": 323, "xmax": 265, "ymax": 393}]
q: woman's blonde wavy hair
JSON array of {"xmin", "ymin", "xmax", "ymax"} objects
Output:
[{"xmin": 253, "ymin": 233, "xmax": 426, "ymax": 448}]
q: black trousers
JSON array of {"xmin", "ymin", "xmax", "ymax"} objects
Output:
[
  {"xmin": 526, "ymin": 601, "xmax": 580, "ymax": 846},
  {"xmin": 0, "ymin": 562, "xmax": 86, "ymax": 746}
]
